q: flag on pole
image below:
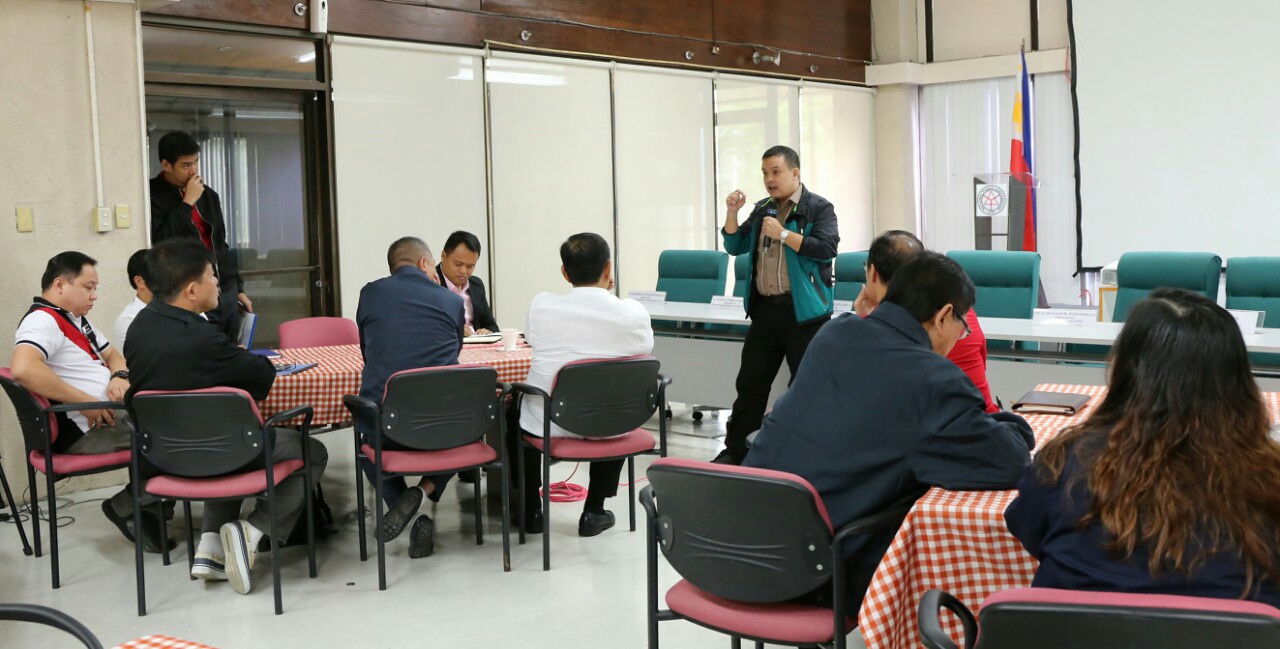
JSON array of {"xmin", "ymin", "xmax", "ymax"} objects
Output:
[{"xmin": 1010, "ymin": 50, "xmax": 1037, "ymax": 251}]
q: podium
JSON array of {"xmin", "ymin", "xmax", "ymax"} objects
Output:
[{"xmin": 973, "ymin": 172, "xmax": 1039, "ymax": 251}]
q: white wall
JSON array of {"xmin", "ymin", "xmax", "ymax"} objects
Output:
[{"xmin": 0, "ymin": 1, "xmax": 149, "ymax": 495}]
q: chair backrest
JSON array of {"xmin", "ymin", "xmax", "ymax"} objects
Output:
[
  {"xmin": 834, "ymin": 251, "xmax": 869, "ymax": 302},
  {"xmin": 0, "ymin": 367, "xmax": 58, "ymax": 450},
  {"xmin": 548, "ymin": 357, "xmax": 660, "ymax": 438},
  {"xmin": 1226, "ymin": 257, "xmax": 1280, "ymax": 326},
  {"xmin": 278, "ymin": 317, "xmax": 360, "ymax": 349},
  {"xmin": 946, "ymin": 250, "xmax": 1041, "ymax": 319},
  {"xmin": 131, "ymin": 388, "xmax": 267, "ymax": 478},
  {"xmin": 379, "ymin": 365, "xmax": 500, "ymax": 451},
  {"xmin": 0, "ymin": 604, "xmax": 102, "ymax": 649},
  {"xmin": 732, "ymin": 253, "xmax": 751, "ymax": 298},
  {"xmin": 974, "ymin": 588, "xmax": 1280, "ymax": 649},
  {"xmin": 646, "ymin": 457, "xmax": 834, "ymax": 603},
  {"xmin": 656, "ymin": 250, "xmax": 729, "ymax": 304},
  {"xmin": 1113, "ymin": 251, "xmax": 1222, "ymax": 322}
]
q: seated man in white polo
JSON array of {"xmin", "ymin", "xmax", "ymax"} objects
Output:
[{"xmin": 507, "ymin": 232, "xmax": 653, "ymax": 536}]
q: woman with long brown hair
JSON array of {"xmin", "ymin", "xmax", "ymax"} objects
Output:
[{"xmin": 1005, "ymin": 288, "xmax": 1280, "ymax": 605}]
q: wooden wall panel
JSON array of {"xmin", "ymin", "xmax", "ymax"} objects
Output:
[
  {"xmin": 145, "ymin": 0, "xmax": 870, "ymax": 83},
  {"xmin": 481, "ymin": 0, "xmax": 714, "ymax": 41},
  {"xmin": 713, "ymin": 0, "xmax": 872, "ymax": 61}
]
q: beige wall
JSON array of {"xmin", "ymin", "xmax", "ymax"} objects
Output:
[{"xmin": 0, "ymin": 0, "xmax": 148, "ymax": 498}]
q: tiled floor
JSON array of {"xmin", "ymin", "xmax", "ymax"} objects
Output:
[{"xmin": 0, "ymin": 407, "xmax": 866, "ymax": 648}]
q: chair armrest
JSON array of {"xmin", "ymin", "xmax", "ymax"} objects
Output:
[
  {"xmin": 832, "ymin": 501, "xmax": 914, "ymax": 552},
  {"xmin": 918, "ymin": 589, "xmax": 976, "ymax": 649},
  {"xmin": 264, "ymin": 405, "xmax": 314, "ymax": 433},
  {"xmin": 509, "ymin": 382, "xmax": 549, "ymax": 401},
  {"xmin": 341, "ymin": 394, "xmax": 379, "ymax": 421},
  {"xmin": 43, "ymin": 401, "xmax": 125, "ymax": 414},
  {"xmin": 639, "ymin": 484, "xmax": 657, "ymax": 521}
]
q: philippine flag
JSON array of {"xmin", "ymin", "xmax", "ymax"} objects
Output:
[{"xmin": 1010, "ymin": 51, "xmax": 1037, "ymax": 251}]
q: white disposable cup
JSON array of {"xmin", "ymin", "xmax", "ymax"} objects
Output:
[{"xmin": 501, "ymin": 328, "xmax": 519, "ymax": 351}]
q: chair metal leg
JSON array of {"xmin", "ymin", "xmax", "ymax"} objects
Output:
[
  {"xmin": 542, "ymin": 453, "xmax": 551, "ymax": 571},
  {"xmin": 753, "ymin": 642, "xmax": 764, "ymax": 649},
  {"xmin": 27, "ymin": 464, "xmax": 41, "ymax": 558},
  {"xmin": 133, "ymin": 482, "xmax": 147, "ymax": 616},
  {"xmin": 473, "ymin": 468, "xmax": 483, "ymax": 546},
  {"xmin": 304, "ymin": 463, "xmax": 317, "ymax": 579},
  {"xmin": 628, "ymin": 457, "xmax": 637, "ymax": 532},
  {"xmin": 516, "ymin": 444, "xmax": 527, "ymax": 546},
  {"xmin": 354, "ymin": 435, "xmax": 368, "ymax": 562},
  {"xmin": 375, "ymin": 465, "xmax": 387, "ymax": 591},
  {"xmin": 184, "ymin": 502, "xmax": 195, "ymax": 580},
  {"xmin": 730, "ymin": 637, "xmax": 742, "ymax": 649},
  {"xmin": 46, "ymin": 470, "xmax": 59, "ymax": 589},
  {"xmin": 0, "ymin": 461, "xmax": 32, "ymax": 556},
  {"xmin": 156, "ymin": 502, "xmax": 170, "ymax": 567},
  {"xmin": 267, "ymin": 477, "xmax": 283, "ymax": 615},
  {"xmin": 499, "ymin": 462, "xmax": 511, "ymax": 572}
]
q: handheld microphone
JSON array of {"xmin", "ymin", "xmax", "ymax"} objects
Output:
[{"xmin": 763, "ymin": 208, "xmax": 778, "ymax": 253}]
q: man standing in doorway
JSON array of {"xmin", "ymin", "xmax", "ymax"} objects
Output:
[
  {"xmin": 714, "ymin": 145, "xmax": 840, "ymax": 465},
  {"xmin": 149, "ymin": 130, "xmax": 252, "ymax": 339}
]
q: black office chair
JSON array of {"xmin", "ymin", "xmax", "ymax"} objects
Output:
[
  {"xmin": 130, "ymin": 388, "xmax": 318, "ymax": 616},
  {"xmin": 919, "ymin": 587, "xmax": 1280, "ymax": 649},
  {"xmin": 511, "ymin": 356, "xmax": 670, "ymax": 570},
  {"xmin": 0, "ymin": 603, "xmax": 102, "ymax": 648},
  {"xmin": 342, "ymin": 365, "xmax": 511, "ymax": 589},
  {"xmin": 642, "ymin": 457, "xmax": 912, "ymax": 649}
]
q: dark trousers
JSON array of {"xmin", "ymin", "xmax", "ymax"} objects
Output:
[
  {"xmin": 353, "ymin": 410, "xmax": 451, "ymax": 509},
  {"xmin": 504, "ymin": 400, "xmax": 624, "ymax": 513},
  {"xmin": 724, "ymin": 296, "xmax": 828, "ymax": 457},
  {"xmin": 205, "ymin": 285, "xmax": 244, "ymax": 342}
]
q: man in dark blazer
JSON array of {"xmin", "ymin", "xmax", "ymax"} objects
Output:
[
  {"xmin": 125, "ymin": 239, "xmax": 328, "ymax": 595},
  {"xmin": 744, "ymin": 252, "xmax": 1035, "ymax": 613},
  {"xmin": 436, "ymin": 231, "xmax": 498, "ymax": 335},
  {"xmin": 148, "ymin": 130, "xmax": 251, "ymax": 339}
]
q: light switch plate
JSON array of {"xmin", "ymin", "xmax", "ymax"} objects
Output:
[
  {"xmin": 16, "ymin": 206, "xmax": 34, "ymax": 232},
  {"xmin": 93, "ymin": 206, "xmax": 113, "ymax": 233},
  {"xmin": 114, "ymin": 204, "xmax": 131, "ymax": 229}
]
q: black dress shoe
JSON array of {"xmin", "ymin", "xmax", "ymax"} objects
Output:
[
  {"xmin": 102, "ymin": 500, "xmax": 175, "ymax": 553},
  {"xmin": 711, "ymin": 448, "xmax": 745, "ymax": 466},
  {"xmin": 578, "ymin": 510, "xmax": 616, "ymax": 537}
]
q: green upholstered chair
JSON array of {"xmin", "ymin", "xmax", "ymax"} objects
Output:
[
  {"xmin": 655, "ymin": 250, "xmax": 729, "ymax": 330},
  {"xmin": 834, "ymin": 251, "xmax": 868, "ymax": 302},
  {"xmin": 1112, "ymin": 251, "xmax": 1222, "ymax": 322},
  {"xmin": 947, "ymin": 250, "xmax": 1041, "ymax": 351},
  {"xmin": 1226, "ymin": 257, "xmax": 1280, "ymax": 367}
]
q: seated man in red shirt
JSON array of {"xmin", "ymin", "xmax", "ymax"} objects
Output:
[{"xmin": 854, "ymin": 231, "xmax": 998, "ymax": 413}]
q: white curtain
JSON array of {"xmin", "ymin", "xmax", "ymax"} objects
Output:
[{"xmin": 920, "ymin": 73, "xmax": 1079, "ymax": 304}]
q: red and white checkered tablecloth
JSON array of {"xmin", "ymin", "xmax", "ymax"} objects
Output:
[
  {"xmin": 113, "ymin": 636, "xmax": 216, "ymax": 649},
  {"xmin": 857, "ymin": 384, "xmax": 1280, "ymax": 649},
  {"xmin": 259, "ymin": 343, "xmax": 533, "ymax": 426}
]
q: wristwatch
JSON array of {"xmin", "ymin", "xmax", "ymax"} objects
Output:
[
  {"xmin": 779, "ymin": 230, "xmax": 790, "ymax": 244},
  {"xmin": 111, "ymin": 370, "xmax": 129, "ymax": 380}
]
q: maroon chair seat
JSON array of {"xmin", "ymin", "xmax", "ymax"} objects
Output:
[
  {"xmin": 28, "ymin": 449, "xmax": 131, "ymax": 476},
  {"xmin": 278, "ymin": 317, "xmax": 359, "ymax": 349},
  {"xmin": 359, "ymin": 441, "xmax": 496, "ymax": 474},
  {"xmin": 522, "ymin": 429, "xmax": 655, "ymax": 459},
  {"xmin": 666, "ymin": 579, "xmax": 854, "ymax": 646},
  {"xmin": 145, "ymin": 460, "xmax": 305, "ymax": 500}
]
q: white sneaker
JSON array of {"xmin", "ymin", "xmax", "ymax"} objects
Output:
[
  {"xmin": 220, "ymin": 521, "xmax": 257, "ymax": 595},
  {"xmin": 191, "ymin": 549, "xmax": 227, "ymax": 582}
]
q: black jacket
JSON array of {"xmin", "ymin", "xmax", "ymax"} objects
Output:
[
  {"xmin": 123, "ymin": 300, "xmax": 275, "ymax": 404},
  {"xmin": 149, "ymin": 174, "xmax": 243, "ymax": 294},
  {"xmin": 436, "ymin": 264, "xmax": 498, "ymax": 332},
  {"xmin": 744, "ymin": 302, "xmax": 1034, "ymax": 553}
]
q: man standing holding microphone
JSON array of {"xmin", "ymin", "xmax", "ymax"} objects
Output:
[{"xmin": 714, "ymin": 145, "xmax": 840, "ymax": 465}]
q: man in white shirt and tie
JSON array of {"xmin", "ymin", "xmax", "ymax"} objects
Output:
[
  {"xmin": 113, "ymin": 249, "xmax": 152, "ymax": 349},
  {"xmin": 509, "ymin": 232, "xmax": 654, "ymax": 537}
]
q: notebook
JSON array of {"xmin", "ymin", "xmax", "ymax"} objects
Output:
[
  {"xmin": 237, "ymin": 312, "xmax": 258, "ymax": 349},
  {"xmin": 273, "ymin": 361, "xmax": 318, "ymax": 376},
  {"xmin": 1011, "ymin": 391, "xmax": 1092, "ymax": 416},
  {"xmin": 463, "ymin": 333, "xmax": 503, "ymax": 344}
]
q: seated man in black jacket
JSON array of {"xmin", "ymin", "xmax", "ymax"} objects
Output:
[
  {"xmin": 743, "ymin": 252, "xmax": 1034, "ymax": 613},
  {"xmin": 125, "ymin": 239, "xmax": 328, "ymax": 596},
  {"xmin": 436, "ymin": 230, "xmax": 498, "ymax": 336}
]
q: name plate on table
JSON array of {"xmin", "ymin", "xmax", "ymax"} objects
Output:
[
  {"xmin": 833, "ymin": 300, "xmax": 855, "ymax": 313},
  {"xmin": 1033, "ymin": 307, "xmax": 1099, "ymax": 326},
  {"xmin": 628, "ymin": 290, "xmax": 667, "ymax": 303},
  {"xmin": 1228, "ymin": 309, "xmax": 1265, "ymax": 336},
  {"xmin": 710, "ymin": 296, "xmax": 745, "ymax": 309}
]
